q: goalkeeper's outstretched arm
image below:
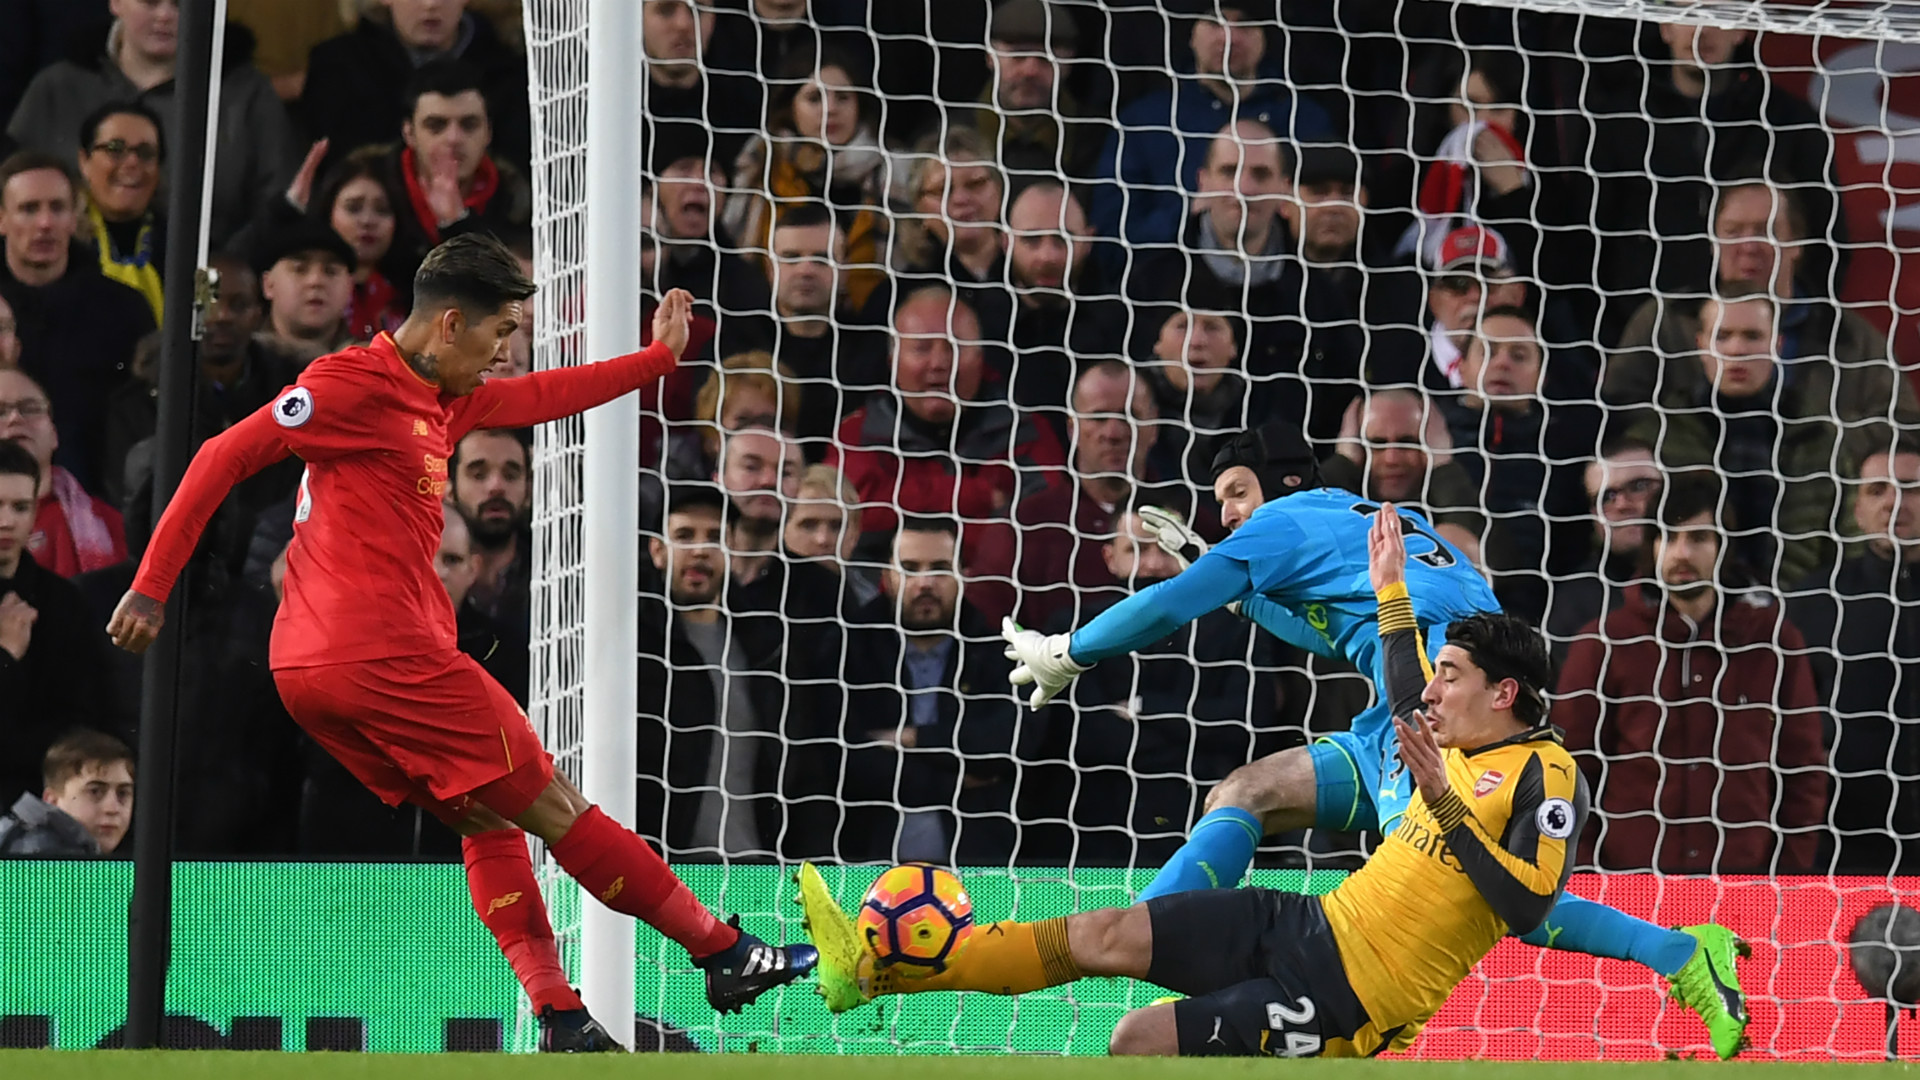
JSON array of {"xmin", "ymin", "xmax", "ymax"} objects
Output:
[
  {"xmin": 1065, "ymin": 550, "xmax": 1256, "ymax": 663},
  {"xmin": 1002, "ymin": 547, "xmax": 1256, "ymax": 708}
]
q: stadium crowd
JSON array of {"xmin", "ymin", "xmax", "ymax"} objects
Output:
[{"xmin": 0, "ymin": 0, "xmax": 1912, "ymax": 877}]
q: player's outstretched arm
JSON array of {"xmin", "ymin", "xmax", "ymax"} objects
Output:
[
  {"xmin": 1069, "ymin": 550, "xmax": 1255, "ymax": 664},
  {"xmin": 110, "ymin": 409, "xmax": 293, "ymax": 653},
  {"xmin": 1003, "ymin": 550, "xmax": 1255, "ymax": 709},
  {"xmin": 447, "ymin": 288, "xmax": 694, "ymax": 438},
  {"xmin": 1369, "ymin": 504, "xmax": 1431, "ymax": 718}
]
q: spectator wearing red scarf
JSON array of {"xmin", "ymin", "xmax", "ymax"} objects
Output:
[
  {"xmin": 0, "ymin": 368, "xmax": 124, "ymax": 579},
  {"xmin": 378, "ymin": 60, "xmax": 530, "ymax": 291}
]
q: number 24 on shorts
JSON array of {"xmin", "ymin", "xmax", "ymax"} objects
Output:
[{"xmin": 1266, "ymin": 995, "xmax": 1322, "ymax": 1057}]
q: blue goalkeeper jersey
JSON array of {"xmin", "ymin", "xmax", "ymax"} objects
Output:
[{"xmin": 1068, "ymin": 488, "xmax": 1498, "ymax": 682}]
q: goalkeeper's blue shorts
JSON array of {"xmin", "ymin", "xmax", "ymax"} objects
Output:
[{"xmin": 1309, "ymin": 703, "xmax": 1415, "ymax": 836}]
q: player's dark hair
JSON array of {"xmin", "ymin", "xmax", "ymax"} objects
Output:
[
  {"xmin": 42, "ymin": 728, "xmax": 136, "ymax": 791},
  {"xmin": 0, "ymin": 434, "xmax": 41, "ymax": 489},
  {"xmin": 403, "ymin": 59, "xmax": 490, "ymax": 122},
  {"xmin": 413, "ymin": 233, "xmax": 536, "ymax": 320},
  {"xmin": 0, "ymin": 150, "xmax": 76, "ymax": 207},
  {"xmin": 666, "ymin": 483, "xmax": 725, "ymax": 518},
  {"xmin": 78, "ymin": 100, "xmax": 167, "ymax": 163},
  {"xmin": 1444, "ymin": 612, "xmax": 1553, "ymax": 727}
]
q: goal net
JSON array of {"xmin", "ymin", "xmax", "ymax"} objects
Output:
[{"xmin": 523, "ymin": 0, "xmax": 1920, "ymax": 1059}]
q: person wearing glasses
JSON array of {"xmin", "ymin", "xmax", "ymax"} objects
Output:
[
  {"xmin": 0, "ymin": 151, "xmax": 155, "ymax": 495},
  {"xmin": 76, "ymin": 102, "xmax": 167, "ymax": 326},
  {"xmin": 0, "ymin": 367, "xmax": 126, "ymax": 579},
  {"xmin": 1542, "ymin": 434, "xmax": 1663, "ymax": 664},
  {"xmin": 4, "ymin": 0, "xmax": 296, "ymax": 250}
]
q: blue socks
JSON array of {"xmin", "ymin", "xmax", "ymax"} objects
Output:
[
  {"xmin": 1517, "ymin": 893, "xmax": 1698, "ymax": 976},
  {"xmin": 1136, "ymin": 807, "xmax": 1262, "ymax": 903},
  {"xmin": 1139, "ymin": 815, "xmax": 1699, "ymax": 979}
]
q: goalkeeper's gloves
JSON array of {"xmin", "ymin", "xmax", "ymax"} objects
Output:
[
  {"xmin": 1138, "ymin": 505, "xmax": 1207, "ymax": 570},
  {"xmin": 1138, "ymin": 505, "xmax": 1242, "ymax": 616},
  {"xmin": 1002, "ymin": 616, "xmax": 1088, "ymax": 710}
]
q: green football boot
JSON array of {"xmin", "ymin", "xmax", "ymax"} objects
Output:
[
  {"xmin": 1664, "ymin": 923, "xmax": 1752, "ymax": 1059},
  {"xmin": 796, "ymin": 862, "xmax": 871, "ymax": 1013}
]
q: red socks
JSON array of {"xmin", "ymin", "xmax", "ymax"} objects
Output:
[
  {"xmin": 462, "ymin": 830, "xmax": 582, "ymax": 1014},
  {"xmin": 549, "ymin": 805, "xmax": 740, "ymax": 959}
]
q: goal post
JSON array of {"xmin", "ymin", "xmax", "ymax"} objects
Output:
[
  {"xmin": 520, "ymin": 0, "xmax": 644, "ymax": 1049},
  {"xmin": 577, "ymin": 0, "xmax": 646, "ymax": 1047}
]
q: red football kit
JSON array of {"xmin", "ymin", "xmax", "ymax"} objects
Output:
[
  {"xmin": 129, "ymin": 327, "xmax": 773, "ymax": 1011},
  {"xmin": 131, "ymin": 333, "xmax": 676, "ymax": 819}
]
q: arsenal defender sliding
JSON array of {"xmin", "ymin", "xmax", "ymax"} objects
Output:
[{"xmin": 109, "ymin": 234, "xmax": 816, "ymax": 1051}]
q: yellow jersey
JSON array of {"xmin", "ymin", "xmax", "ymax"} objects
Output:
[{"xmin": 1319, "ymin": 586, "xmax": 1590, "ymax": 1035}]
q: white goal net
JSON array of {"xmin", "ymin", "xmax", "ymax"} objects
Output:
[{"xmin": 524, "ymin": 0, "xmax": 1920, "ymax": 1059}]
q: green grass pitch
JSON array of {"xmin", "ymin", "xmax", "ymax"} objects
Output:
[{"xmin": 1, "ymin": 1055, "xmax": 1908, "ymax": 1079}]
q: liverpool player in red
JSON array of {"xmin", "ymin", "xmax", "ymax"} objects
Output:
[{"xmin": 107, "ymin": 234, "xmax": 817, "ymax": 1051}]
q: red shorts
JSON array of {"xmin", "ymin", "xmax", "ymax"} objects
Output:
[{"xmin": 274, "ymin": 651, "xmax": 554, "ymax": 824}]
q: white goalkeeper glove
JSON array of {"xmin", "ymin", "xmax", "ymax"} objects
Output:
[
  {"xmin": 1138, "ymin": 505, "xmax": 1243, "ymax": 615},
  {"xmin": 1137, "ymin": 505, "xmax": 1208, "ymax": 570},
  {"xmin": 1002, "ymin": 616, "xmax": 1089, "ymax": 710}
]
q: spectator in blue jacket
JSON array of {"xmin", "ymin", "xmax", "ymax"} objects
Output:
[{"xmin": 1088, "ymin": 0, "xmax": 1334, "ymax": 261}]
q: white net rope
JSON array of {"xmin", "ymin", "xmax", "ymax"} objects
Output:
[
  {"xmin": 522, "ymin": 0, "xmax": 592, "ymax": 1053},
  {"xmin": 525, "ymin": 0, "xmax": 1920, "ymax": 1058}
]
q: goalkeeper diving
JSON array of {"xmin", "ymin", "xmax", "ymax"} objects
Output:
[
  {"xmin": 801, "ymin": 506, "xmax": 1584, "ymax": 1057},
  {"xmin": 1003, "ymin": 422, "xmax": 1749, "ymax": 1059}
]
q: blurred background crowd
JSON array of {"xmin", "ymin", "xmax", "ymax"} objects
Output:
[{"xmin": 0, "ymin": 0, "xmax": 1912, "ymax": 878}]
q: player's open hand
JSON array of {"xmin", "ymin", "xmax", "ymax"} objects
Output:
[
  {"xmin": 652, "ymin": 288, "xmax": 694, "ymax": 359},
  {"xmin": 1368, "ymin": 502, "xmax": 1406, "ymax": 592},
  {"xmin": 1001, "ymin": 617, "xmax": 1088, "ymax": 710},
  {"xmin": 106, "ymin": 590, "xmax": 165, "ymax": 655},
  {"xmin": 1392, "ymin": 710, "xmax": 1449, "ymax": 805}
]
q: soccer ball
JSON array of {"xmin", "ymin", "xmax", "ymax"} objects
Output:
[{"xmin": 856, "ymin": 863, "xmax": 974, "ymax": 977}]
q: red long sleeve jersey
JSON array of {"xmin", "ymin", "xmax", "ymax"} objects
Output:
[{"xmin": 132, "ymin": 334, "xmax": 675, "ymax": 670}]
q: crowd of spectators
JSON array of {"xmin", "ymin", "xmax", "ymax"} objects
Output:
[{"xmin": 1, "ymin": 0, "xmax": 1916, "ymax": 878}]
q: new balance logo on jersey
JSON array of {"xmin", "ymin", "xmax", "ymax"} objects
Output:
[
  {"xmin": 412, "ymin": 419, "xmax": 430, "ymax": 437},
  {"xmin": 600, "ymin": 876, "xmax": 624, "ymax": 902},
  {"xmin": 1473, "ymin": 769, "xmax": 1506, "ymax": 798},
  {"xmin": 486, "ymin": 891, "xmax": 523, "ymax": 915}
]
